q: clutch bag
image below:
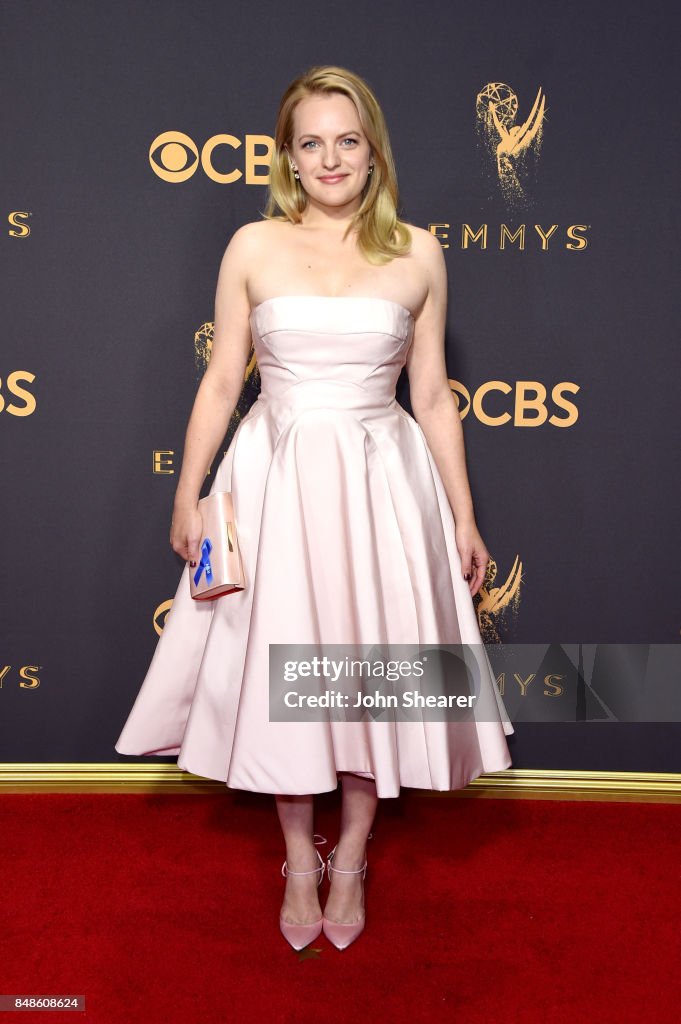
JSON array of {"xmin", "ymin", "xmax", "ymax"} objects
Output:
[{"xmin": 188, "ymin": 491, "xmax": 245, "ymax": 600}]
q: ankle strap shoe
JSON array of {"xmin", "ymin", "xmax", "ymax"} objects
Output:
[
  {"xmin": 322, "ymin": 837, "xmax": 371, "ymax": 950},
  {"xmin": 279, "ymin": 833, "xmax": 327, "ymax": 950}
]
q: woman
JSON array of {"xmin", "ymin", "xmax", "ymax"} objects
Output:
[{"xmin": 115, "ymin": 65, "xmax": 513, "ymax": 952}]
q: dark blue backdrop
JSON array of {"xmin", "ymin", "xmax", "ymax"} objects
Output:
[{"xmin": 2, "ymin": 0, "xmax": 679, "ymax": 775}]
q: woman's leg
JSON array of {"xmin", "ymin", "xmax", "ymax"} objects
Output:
[
  {"xmin": 275, "ymin": 793, "xmax": 324, "ymax": 925},
  {"xmin": 323, "ymin": 772, "xmax": 378, "ymax": 924}
]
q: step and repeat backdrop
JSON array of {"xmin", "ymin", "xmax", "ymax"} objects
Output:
[{"xmin": 2, "ymin": 0, "xmax": 679, "ymax": 776}]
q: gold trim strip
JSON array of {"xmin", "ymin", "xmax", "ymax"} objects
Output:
[{"xmin": 0, "ymin": 765, "xmax": 679, "ymax": 802}]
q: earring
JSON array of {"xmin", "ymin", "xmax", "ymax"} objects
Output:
[{"xmin": 291, "ymin": 165, "xmax": 299, "ymax": 179}]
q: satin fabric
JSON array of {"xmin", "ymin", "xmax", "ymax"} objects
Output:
[{"xmin": 115, "ymin": 295, "xmax": 514, "ymax": 797}]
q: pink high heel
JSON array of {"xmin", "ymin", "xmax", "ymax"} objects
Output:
[
  {"xmin": 322, "ymin": 833, "xmax": 372, "ymax": 950},
  {"xmin": 279, "ymin": 833, "xmax": 327, "ymax": 950}
]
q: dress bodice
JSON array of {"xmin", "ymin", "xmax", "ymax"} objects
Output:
[{"xmin": 248, "ymin": 295, "xmax": 415, "ymax": 408}]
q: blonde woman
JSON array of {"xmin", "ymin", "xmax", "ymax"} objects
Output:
[{"xmin": 115, "ymin": 65, "xmax": 513, "ymax": 951}]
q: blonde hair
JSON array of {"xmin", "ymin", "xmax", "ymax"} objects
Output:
[{"xmin": 261, "ymin": 65, "xmax": 412, "ymax": 265}]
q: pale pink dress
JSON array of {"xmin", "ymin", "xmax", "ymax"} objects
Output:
[{"xmin": 115, "ymin": 296, "xmax": 514, "ymax": 797}]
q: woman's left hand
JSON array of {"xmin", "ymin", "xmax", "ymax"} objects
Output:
[{"xmin": 455, "ymin": 519, "xmax": 490, "ymax": 597}]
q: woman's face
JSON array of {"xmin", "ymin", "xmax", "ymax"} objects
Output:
[{"xmin": 286, "ymin": 92, "xmax": 372, "ymax": 213}]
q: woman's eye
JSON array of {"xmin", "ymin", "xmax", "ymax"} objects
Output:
[{"xmin": 301, "ymin": 138, "xmax": 358, "ymax": 149}]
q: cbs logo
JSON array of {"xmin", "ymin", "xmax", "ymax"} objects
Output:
[
  {"xmin": 0, "ymin": 372, "xmax": 36, "ymax": 416},
  {"xmin": 450, "ymin": 380, "xmax": 579, "ymax": 426},
  {"xmin": 149, "ymin": 131, "xmax": 273, "ymax": 183}
]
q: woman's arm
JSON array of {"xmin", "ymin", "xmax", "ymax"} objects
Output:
[
  {"xmin": 404, "ymin": 229, "xmax": 490, "ymax": 595},
  {"xmin": 170, "ymin": 225, "xmax": 256, "ymax": 562},
  {"xmin": 173, "ymin": 225, "xmax": 256, "ymax": 512}
]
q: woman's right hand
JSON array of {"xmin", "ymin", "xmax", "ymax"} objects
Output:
[{"xmin": 170, "ymin": 502, "xmax": 204, "ymax": 564}]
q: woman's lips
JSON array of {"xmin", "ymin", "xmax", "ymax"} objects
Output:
[{"xmin": 318, "ymin": 174, "xmax": 347, "ymax": 183}]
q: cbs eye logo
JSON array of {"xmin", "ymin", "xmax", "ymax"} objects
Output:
[
  {"xmin": 149, "ymin": 131, "xmax": 273, "ymax": 183},
  {"xmin": 153, "ymin": 599, "xmax": 173, "ymax": 636},
  {"xmin": 0, "ymin": 372, "xmax": 36, "ymax": 416}
]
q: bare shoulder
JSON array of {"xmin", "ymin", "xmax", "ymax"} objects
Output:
[
  {"xmin": 223, "ymin": 218, "xmax": 283, "ymax": 257},
  {"xmin": 399, "ymin": 223, "xmax": 447, "ymax": 316},
  {"xmin": 402, "ymin": 222, "xmax": 445, "ymax": 268},
  {"xmin": 217, "ymin": 219, "xmax": 287, "ymax": 293}
]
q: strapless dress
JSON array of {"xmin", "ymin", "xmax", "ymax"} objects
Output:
[{"xmin": 115, "ymin": 295, "xmax": 513, "ymax": 797}]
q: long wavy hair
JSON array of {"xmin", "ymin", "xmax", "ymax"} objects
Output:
[{"xmin": 261, "ymin": 65, "xmax": 412, "ymax": 265}]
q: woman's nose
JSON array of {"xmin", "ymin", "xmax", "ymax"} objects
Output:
[{"xmin": 321, "ymin": 149, "xmax": 341, "ymax": 169}]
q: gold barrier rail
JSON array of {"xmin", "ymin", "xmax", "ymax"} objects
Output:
[{"xmin": 0, "ymin": 765, "xmax": 679, "ymax": 802}]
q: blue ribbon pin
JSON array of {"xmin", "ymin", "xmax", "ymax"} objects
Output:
[{"xmin": 193, "ymin": 537, "xmax": 213, "ymax": 586}]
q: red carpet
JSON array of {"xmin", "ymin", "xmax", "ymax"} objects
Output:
[{"xmin": 1, "ymin": 790, "xmax": 679, "ymax": 1023}]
